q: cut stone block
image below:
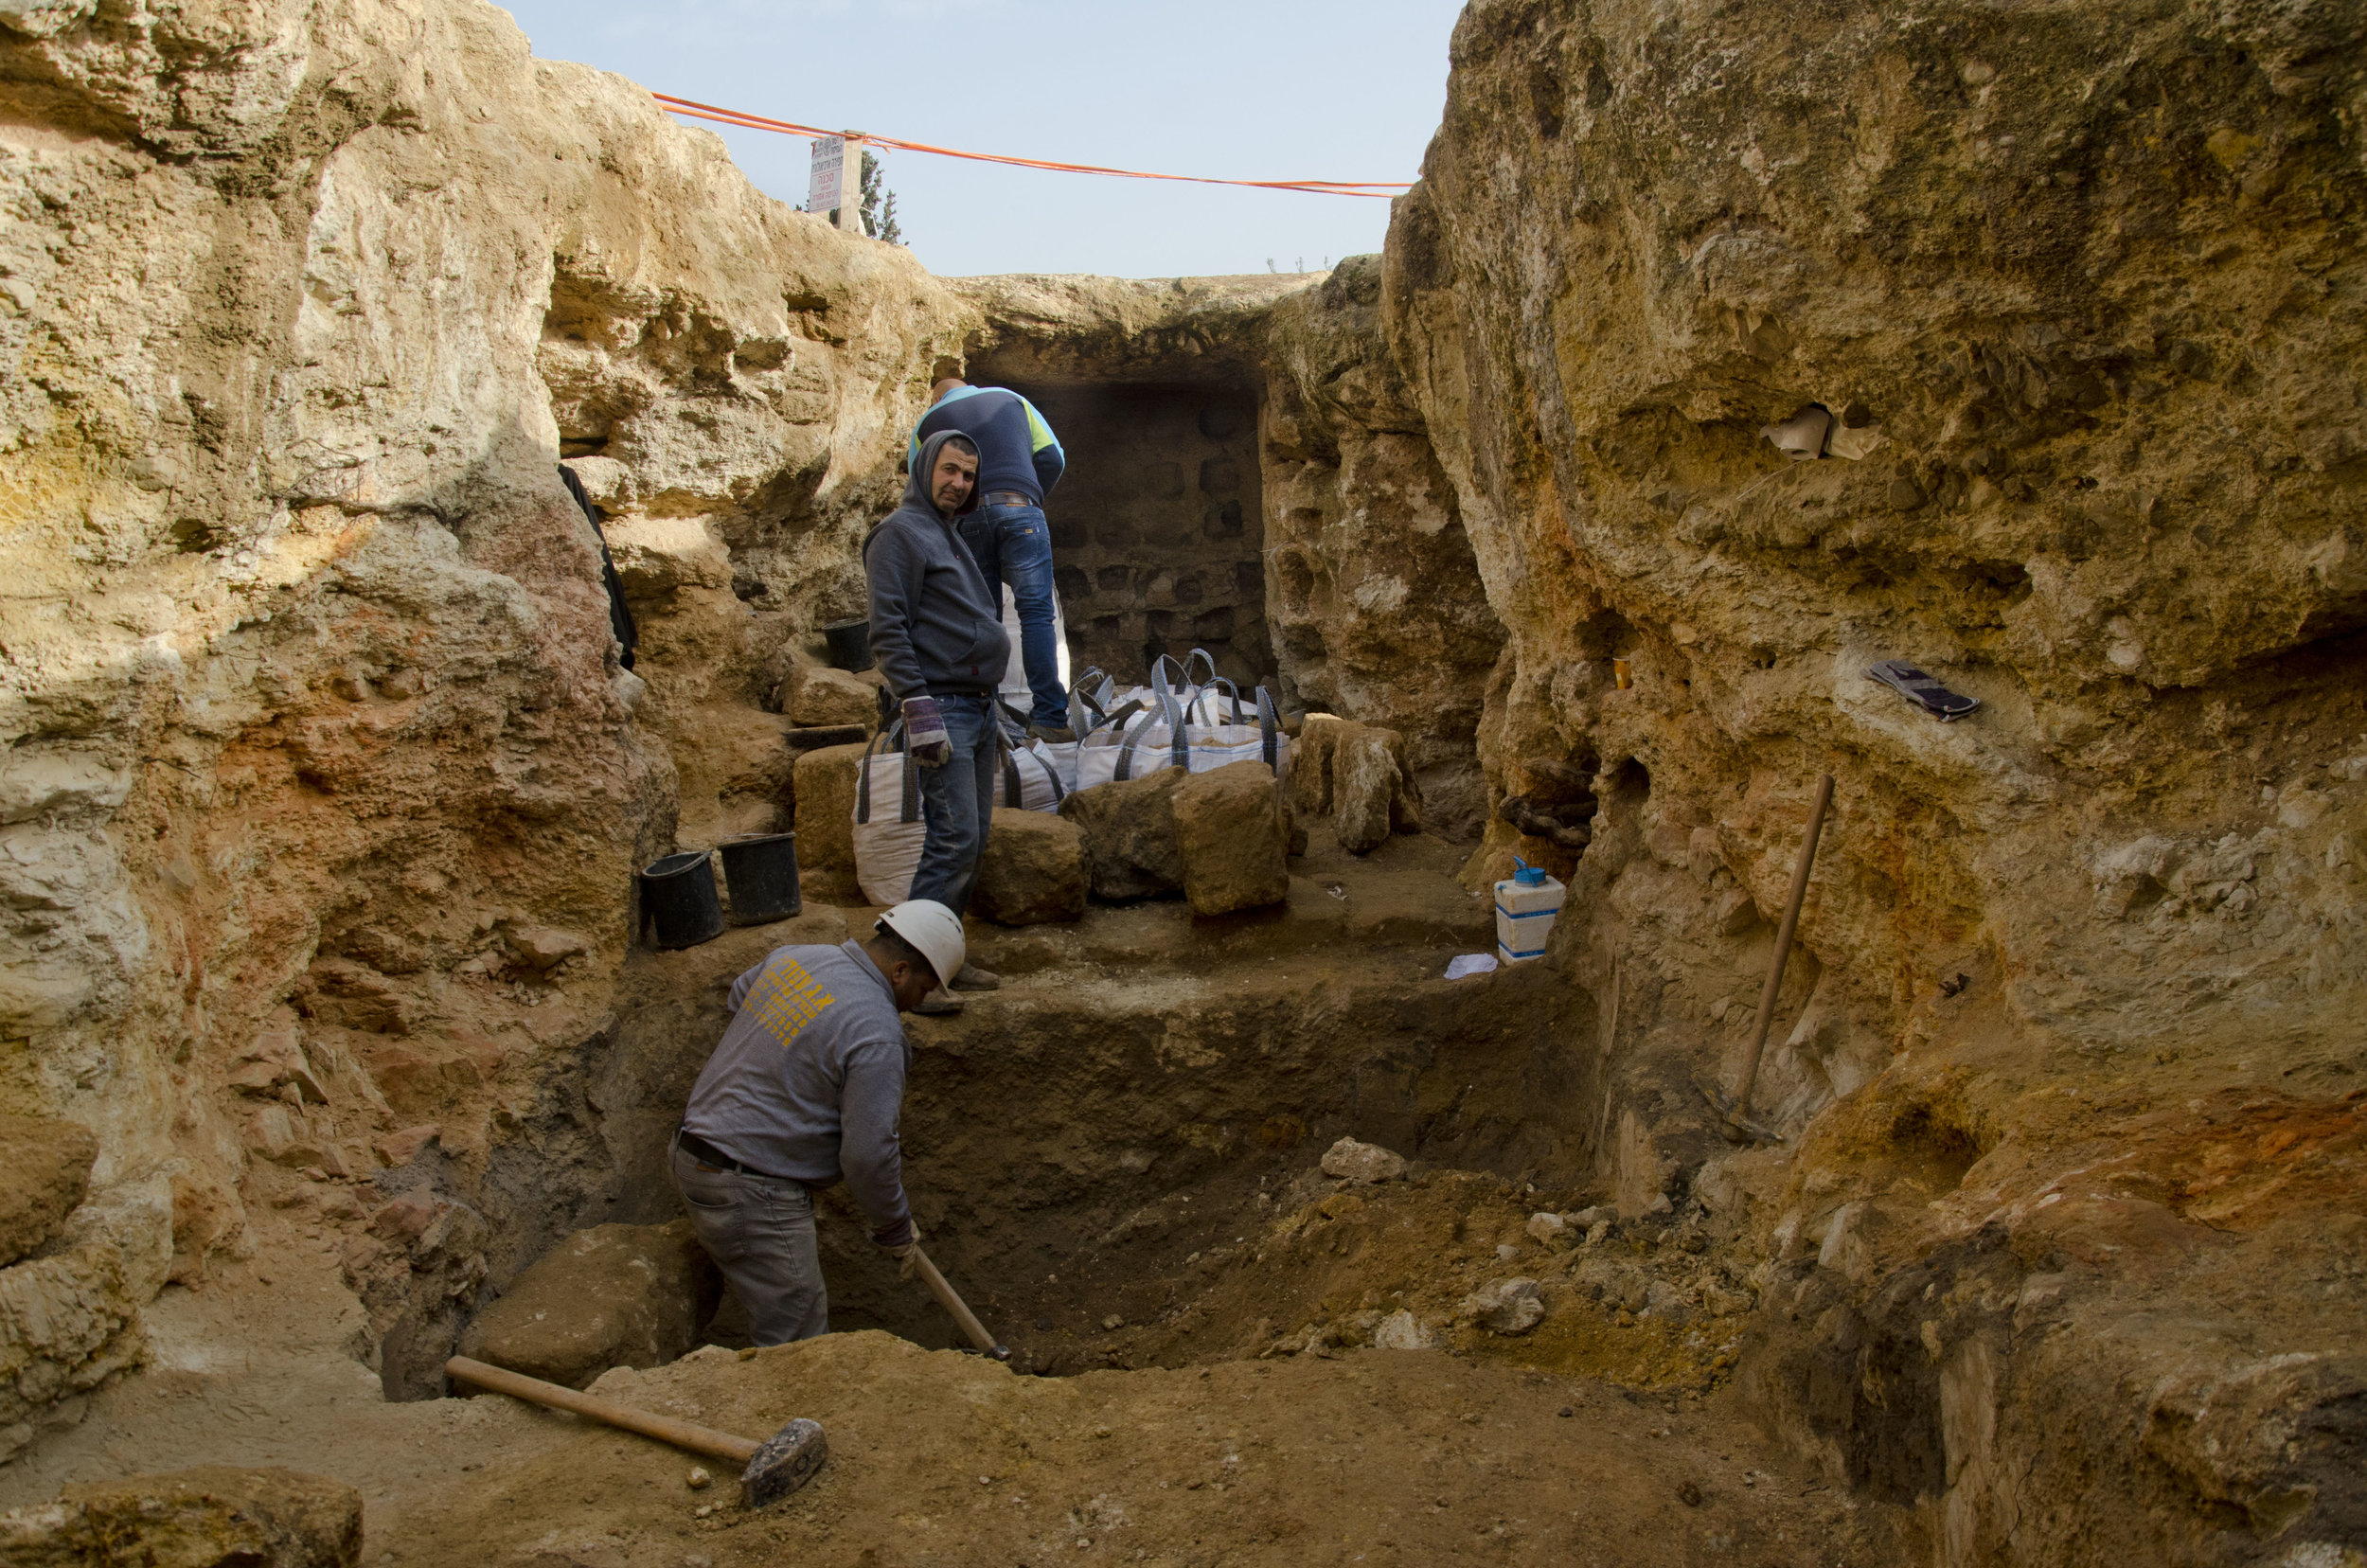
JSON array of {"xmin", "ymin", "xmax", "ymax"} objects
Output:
[
  {"xmin": 974, "ymin": 808, "xmax": 1089, "ymax": 925},
  {"xmin": 1332, "ymin": 724, "xmax": 1422, "ymax": 853},
  {"xmin": 1059, "ymin": 769, "xmax": 1186, "ymax": 901},
  {"xmin": 1174, "ymin": 760, "xmax": 1290, "ymax": 916},
  {"xmin": 792, "ymin": 741, "xmax": 869, "ymax": 874},
  {"xmin": 457, "ymin": 1221, "xmax": 721, "ymax": 1391},
  {"xmin": 790, "ymin": 665, "xmax": 880, "ymax": 730}
]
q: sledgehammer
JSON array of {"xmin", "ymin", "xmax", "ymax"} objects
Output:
[{"xmin": 445, "ymin": 1356, "xmax": 826, "ymax": 1506}]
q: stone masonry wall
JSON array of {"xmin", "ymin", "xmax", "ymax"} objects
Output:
[{"xmin": 1032, "ymin": 383, "xmax": 1272, "ymax": 688}]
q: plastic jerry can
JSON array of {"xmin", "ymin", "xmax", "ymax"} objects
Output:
[{"xmin": 1494, "ymin": 859, "xmax": 1566, "ymax": 964}]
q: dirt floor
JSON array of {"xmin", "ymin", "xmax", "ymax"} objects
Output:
[
  {"xmin": 0, "ymin": 829, "xmax": 1923, "ymax": 1563},
  {"xmin": 394, "ymin": 1333, "xmax": 1924, "ymax": 1568}
]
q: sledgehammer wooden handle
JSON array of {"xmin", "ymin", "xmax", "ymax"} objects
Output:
[
  {"xmin": 446, "ymin": 1355, "xmax": 757, "ymax": 1463},
  {"xmin": 910, "ymin": 1247, "xmax": 1002, "ymax": 1355}
]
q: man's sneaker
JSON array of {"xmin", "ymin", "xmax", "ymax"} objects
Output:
[
  {"xmin": 951, "ymin": 962, "xmax": 1001, "ymax": 991},
  {"xmin": 1027, "ymin": 724, "xmax": 1077, "ymax": 744},
  {"xmin": 914, "ymin": 987, "xmax": 964, "ymax": 1017}
]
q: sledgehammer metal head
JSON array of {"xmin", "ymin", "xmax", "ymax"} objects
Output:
[{"xmin": 739, "ymin": 1417, "xmax": 828, "ymax": 1506}]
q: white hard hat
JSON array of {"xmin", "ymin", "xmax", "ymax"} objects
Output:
[{"xmin": 877, "ymin": 900, "xmax": 965, "ymax": 989}]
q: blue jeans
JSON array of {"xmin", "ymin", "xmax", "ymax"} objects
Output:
[
  {"xmin": 963, "ymin": 501, "xmax": 1066, "ymax": 729},
  {"xmin": 910, "ymin": 691, "xmax": 995, "ymax": 917}
]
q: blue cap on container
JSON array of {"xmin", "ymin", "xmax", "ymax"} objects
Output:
[{"xmin": 1513, "ymin": 858, "xmax": 1546, "ymax": 886}]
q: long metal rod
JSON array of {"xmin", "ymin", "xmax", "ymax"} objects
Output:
[
  {"xmin": 910, "ymin": 1247, "xmax": 1003, "ymax": 1354},
  {"xmin": 1728, "ymin": 773, "xmax": 1836, "ymax": 1132},
  {"xmin": 446, "ymin": 1355, "xmax": 757, "ymax": 1463}
]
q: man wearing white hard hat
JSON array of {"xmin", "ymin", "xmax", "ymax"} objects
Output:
[{"xmin": 669, "ymin": 900, "xmax": 965, "ymax": 1344}]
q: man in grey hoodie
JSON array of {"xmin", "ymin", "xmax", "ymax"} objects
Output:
[{"xmin": 863, "ymin": 428, "xmax": 1009, "ymax": 1011}]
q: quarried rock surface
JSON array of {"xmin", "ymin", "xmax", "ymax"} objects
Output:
[
  {"xmin": 1361, "ymin": 0, "xmax": 2367, "ymax": 1559},
  {"xmin": 0, "ymin": 0, "xmax": 970, "ymax": 1420},
  {"xmin": 0, "ymin": 1121, "xmax": 94, "ymax": 1268},
  {"xmin": 1059, "ymin": 771, "xmax": 1187, "ymax": 902},
  {"xmin": 0, "ymin": 1467, "xmax": 363, "ymax": 1568},
  {"xmin": 1260, "ymin": 259, "xmax": 1504, "ymax": 835},
  {"xmin": 456, "ymin": 1221, "xmax": 720, "ymax": 1391},
  {"xmin": 1172, "ymin": 762, "xmax": 1290, "ymax": 916},
  {"xmin": 972, "ymin": 810, "xmax": 1089, "ymax": 927}
]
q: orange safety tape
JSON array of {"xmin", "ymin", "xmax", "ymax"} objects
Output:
[{"xmin": 651, "ymin": 92, "xmax": 1411, "ymax": 199}]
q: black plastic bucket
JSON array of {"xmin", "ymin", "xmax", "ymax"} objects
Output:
[
  {"xmin": 638, "ymin": 850, "xmax": 723, "ymax": 949},
  {"xmin": 719, "ymin": 832, "xmax": 802, "ymax": 925},
  {"xmin": 823, "ymin": 618, "xmax": 873, "ymax": 671}
]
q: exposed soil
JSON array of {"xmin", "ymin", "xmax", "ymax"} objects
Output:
[
  {"xmin": 390, "ymin": 1334, "xmax": 1924, "ymax": 1568},
  {"xmin": 0, "ymin": 832, "xmax": 1914, "ymax": 1561}
]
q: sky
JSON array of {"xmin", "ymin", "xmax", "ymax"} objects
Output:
[{"xmin": 492, "ymin": 0, "xmax": 1466, "ymax": 279}]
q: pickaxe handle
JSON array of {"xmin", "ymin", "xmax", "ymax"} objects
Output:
[
  {"xmin": 1728, "ymin": 772, "xmax": 1835, "ymax": 1134},
  {"xmin": 446, "ymin": 1355, "xmax": 756, "ymax": 1464},
  {"xmin": 909, "ymin": 1246, "xmax": 1006, "ymax": 1357}
]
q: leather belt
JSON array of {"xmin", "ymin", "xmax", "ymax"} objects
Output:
[
  {"xmin": 676, "ymin": 1127, "xmax": 795, "ymax": 1184},
  {"xmin": 981, "ymin": 490, "xmax": 1038, "ymax": 508}
]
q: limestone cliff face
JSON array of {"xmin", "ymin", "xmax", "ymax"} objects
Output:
[
  {"xmin": 1375, "ymin": 0, "xmax": 2367, "ymax": 1559},
  {"xmin": 1259, "ymin": 259, "xmax": 1504, "ymax": 835},
  {"xmin": 1389, "ymin": 0, "xmax": 2366, "ymax": 1053},
  {"xmin": 0, "ymin": 0, "xmax": 963, "ymax": 1422}
]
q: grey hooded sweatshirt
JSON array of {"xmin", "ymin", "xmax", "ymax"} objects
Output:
[{"xmin": 863, "ymin": 429, "xmax": 1010, "ymax": 701}]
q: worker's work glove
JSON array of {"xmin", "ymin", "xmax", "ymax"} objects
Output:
[
  {"xmin": 873, "ymin": 1218, "xmax": 923, "ymax": 1281},
  {"xmin": 902, "ymin": 697, "xmax": 952, "ymax": 768}
]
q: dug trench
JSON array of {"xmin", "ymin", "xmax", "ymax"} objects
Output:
[
  {"xmin": 7, "ymin": 0, "xmax": 2366, "ymax": 1561},
  {"xmin": 0, "ymin": 827, "xmax": 1927, "ymax": 1566}
]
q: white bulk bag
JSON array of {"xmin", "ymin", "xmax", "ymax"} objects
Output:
[
  {"xmin": 851, "ymin": 726, "xmax": 925, "ymax": 907},
  {"xmin": 1071, "ymin": 676, "xmax": 1291, "ymax": 791},
  {"xmin": 996, "ymin": 584, "xmax": 1074, "ymax": 716},
  {"xmin": 994, "ymin": 738, "xmax": 1067, "ymax": 812},
  {"xmin": 1074, "ymin": 697, "xmax": 1185, "ymax": 792}
]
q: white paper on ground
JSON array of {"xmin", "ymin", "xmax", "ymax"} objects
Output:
[{"xmin": 1445, "ymin": 953, "xmax": 1500, "ymax": 980}]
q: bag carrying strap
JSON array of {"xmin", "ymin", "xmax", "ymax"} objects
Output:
[
  {"xmin": 1112, "ymin": 699, "xmax": 1186, "ymax": 783},
  {"xmin": 1149, "ymin": 654, "xmax": 1191, "ymax": 704},
  {"xmin": 1166, "ymin": 686, "xmax": 1189, "ymax": 773},
  {"xmin": 1183, "ymin": 648, "xmax": 1219, "ymax": 690},
  {"xmin": 998, "ymin": 736, "xmax": 1023, "ymax": 808},
  {"xmin": 1190, "ymin": 677, "xmax": 1247, "ymax": 726},
  {"xmin": 1256, "ymin": 686, "xmax": 1280, "ymax": 771},
  {"xmin": 994, "ymin": 735, "xmax": 1069, "ymax": 808},
  {"xmin": 856, "ymin": 722, "xmax": 920, "ymax": 825}
]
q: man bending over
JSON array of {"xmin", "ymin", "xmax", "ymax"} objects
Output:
[
  {"xmin": 912, "ymin": 377, "xmax": 1070, "ymax": 739},
  {"xmin": 671, "ymin": 900, "xmax": 966, "ymax": 1343}
]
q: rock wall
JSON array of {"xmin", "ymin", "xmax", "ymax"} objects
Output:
[
  {"xmin": 1259, "ymin": 258, "xmax": 1505, "ymax": 836},
  {"xmin": 0, "ymin": 0, "xmax": 966, "ymax": 1425},
  {"xmin": 1370, "ymin": 0, "xmax": 2367, "ymax": 1559},
  {"xmin": 956, "ymin": 269, "xmax": 1506, "ymax": 833}
]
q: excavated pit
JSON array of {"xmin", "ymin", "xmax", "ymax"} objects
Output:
[
  {"xmin": 7, "ymin": 1, "xmax": 2366, "ymax": 1561},
  {"xmin": 591, "ymin": 830, "xmax": 1604, "ymax": 1373}
]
